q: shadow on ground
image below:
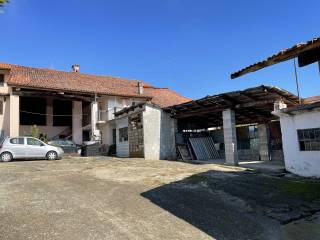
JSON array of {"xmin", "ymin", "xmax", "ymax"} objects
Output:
[{"xmin": 141, "ymin": 170, "xmax": 320, "ymax": 240}]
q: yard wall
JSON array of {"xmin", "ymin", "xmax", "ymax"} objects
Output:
[{"xmin": 278, "ymin": 110, "xmax": 320, "ymax": 177}]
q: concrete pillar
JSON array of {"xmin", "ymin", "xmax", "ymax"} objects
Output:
[
  {"xmin": 223, "ymin": 109, "xmax": 238, "ymax": 165},
  {"xmin": 90, "ymin": 101, "xmax": 100, "ymax": 141},
  {"xmin": 9, "ymin": 95, "xmax": 20, "ymax": 137},
  {"xmin": 258, "ymin": 123, "xmax": 271, "ymax": 161},
  {"xmin": 72, "ymin": 101, "xmax": 83, "ymax": 144},
  {"xmin": 46, "ymin": 97, "xmax": 53, "ymax": 126}
]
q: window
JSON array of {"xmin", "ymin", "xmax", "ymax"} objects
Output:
[
  {"xmin": 27, "ymin": 138, "xmax": 43, "ymax": 146},
  {"xmin": 119, "ymin": 127, "xmax": 128, "ymax": 142},
  {"xmin": 0, "ymin": 74, "xmax": 4, "ymax": 86},
  {"xmin": 10, "ymin": 138, "xmax": 24, "ymax": 145},
  {"xmin": 297, "ymin": 128, "xmax": 320, "ymax": 151}
]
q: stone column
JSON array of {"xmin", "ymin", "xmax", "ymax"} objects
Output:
[
  {"xmin": 90, "ymin": 101, "xmax": 100, "ymax": 141},
  {"xmin": 9, "ymin": 95, "xmax": 20, "ymax": 137},
  {"xmin": 46, "ymin": 97, "xmax": 53, "ymax": 126},
  {"xmin": 258, "ymin": 123, "xmax": 271, "ymax": 161},
  {"xmin": 223, "ymin": 109, "xmax": 238, "ymax": 166},
  {"xmin": 72, "ymin": 101, "xmax": 83, "ymax": 144}
]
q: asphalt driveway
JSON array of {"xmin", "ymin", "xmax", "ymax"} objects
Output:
[{"xmin": 0, "ymin": 157, "xmax": 319, "ymax": 240}]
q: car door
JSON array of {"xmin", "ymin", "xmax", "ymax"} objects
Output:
[
  {"xmin": 57, "ymin": 140, "xmax": 69, "ymax": 153},
  {"xmin": 9, "ymin": 137, "xmax": 26, "ymax": 158},
  {"xmin": 26, "ymin": 138, "xmax": 47, "ymax": 158},
  {"xmin": 63, "ymin": 140, "xmax": 77, "ymax": 153}
]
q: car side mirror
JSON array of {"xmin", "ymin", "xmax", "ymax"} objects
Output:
[{"xmin": 41, "ymin": 143, "xmax": 45, "ymax": 147}]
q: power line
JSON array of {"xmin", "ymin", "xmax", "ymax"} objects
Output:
[{"xmin": 20, "ymin": 110, "xmax": 90, "ymax": 117}]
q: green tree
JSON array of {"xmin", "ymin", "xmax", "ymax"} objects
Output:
[
  {"xmin": 0, "ymin": 0, "xmax": 8, "ymax": 13},
  {"xmin": 30, "ymin": 125, "xmax": 41, "ymax": 139},
  {"xmin": 0, "ymin": 0, "xmax": 9, "ymax": 7}
]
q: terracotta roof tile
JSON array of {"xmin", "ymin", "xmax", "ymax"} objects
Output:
[
  {"xmin": 144, "ymin": 87, "xmax": 191, "ymax": 108},
  {"xmin": 303, "ymin": 96, "xmax": 320, "ymax": 104},
  {"xmin": 0, "ymin": 62, "xmax": 190, "ymax": 108}
]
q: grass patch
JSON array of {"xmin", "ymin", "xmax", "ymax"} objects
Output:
[
  {"xmin": 188, "ymin": 175, "xmax": 208, "ymax": 184},
  {"xmin": 279, "ymin": 180, "xmax": 320, "ymax": 200}
]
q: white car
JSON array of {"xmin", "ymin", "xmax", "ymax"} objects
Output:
[{"xmin": 0, "ymin": 137, "xmax": 64, "ymax": 162}]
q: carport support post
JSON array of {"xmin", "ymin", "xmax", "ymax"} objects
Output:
[
  {"xmin": 9, "ymin": 94, "xmax": 20, "ymax": 137},
  {"xmin": 46, "ymin": 97, "xmax": 53, "ymax": 126},
  {"xmin": 222, "ymin": 109, "xmax": 239, "ymax": 166},
  {"xmin": 258, "ymin": 123, "xmax": 271, "ymax": 161},
  {"xmin": 72, "ymin": 101, "xmax": 83, "ymax": 144}
]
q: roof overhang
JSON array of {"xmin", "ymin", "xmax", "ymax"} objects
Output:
[
  {"xmin": 166, "ymin": 85, "xmax": 299, "ymax": 129},
  {"xmin": 114, "ymin": 101, "xmax": 162, "ymax": 117},
  {"xmin": 231, "ymin": 37, "xmax": 320, "ymax": 79},
  {"xmin": 276, "ymin": 101, "xmax": 320, "ymax": 116},
  {"xmin": 9, "ymin": 85, "xmax": 152, "ymax": 101}
]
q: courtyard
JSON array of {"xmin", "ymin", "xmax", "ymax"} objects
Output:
[{"xmin": 0, "ymin": 157, "xmax": 319, "ymax": 240}]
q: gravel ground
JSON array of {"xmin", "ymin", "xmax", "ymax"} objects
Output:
[{"xmin": 0, "ymin": 157, "xmax": 319, "ymax": 240}]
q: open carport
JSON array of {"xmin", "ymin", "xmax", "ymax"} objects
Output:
[{"xmin": 167, "ymin": 85, "xmax": 300, "ymax": 165}]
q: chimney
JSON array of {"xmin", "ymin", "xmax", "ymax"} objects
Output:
[
  {"xmin": 138, "ymin": 81, "xmax": 144, "ymax": 95},
  {"xmin": 71, "ymin": 64, "xmax": 80, "ymax": 73}
]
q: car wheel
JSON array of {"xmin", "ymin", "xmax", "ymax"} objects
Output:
[
  {"xmin": 46, "ymin": 151, "xmax": 58, "ymax": 160},
  {"xmin": 1, "ymin": 152, "xmax": 13, "ymax": 162}
]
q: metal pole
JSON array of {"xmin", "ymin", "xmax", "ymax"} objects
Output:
[{"xmin": 293, "ymin": 58, "xmax": 301, "ymax": 104}]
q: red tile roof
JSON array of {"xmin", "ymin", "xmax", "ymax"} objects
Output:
[
  {"xmin": 0, "ymin": 62, "xmax": 190, "ymax": 108},
  {"xmin": 304, "ymin": 96, "xmax": 320, "ymax": 104},
  {"xmin": 144, "ymin": 86, "xmax": 191, "ymax": 108}
]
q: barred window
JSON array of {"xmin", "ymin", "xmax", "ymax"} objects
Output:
[
  {"xmin": 119, "ymin": 127, "xmax": 128, "ymax": 142},
  {"xmin": 297, "ymin": 128, "xmax": 320, "ymax": 151}
]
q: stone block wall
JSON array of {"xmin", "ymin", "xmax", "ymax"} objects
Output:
[{"xmin": 128, "ymin": 113, "xmax": 144, "ymax": 158}]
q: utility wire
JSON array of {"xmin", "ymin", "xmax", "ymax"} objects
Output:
[
  {"xmin": 20, "ymin": 110, "xmax": 90, "ymax": 117},
  {"xmin": 293, "ymin": 58, "xmax": 301, "ymax": 104}
]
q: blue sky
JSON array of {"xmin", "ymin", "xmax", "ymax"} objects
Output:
[{"xmin": 0, "ymin": 0, "xmax": 319, "ymax": 99}]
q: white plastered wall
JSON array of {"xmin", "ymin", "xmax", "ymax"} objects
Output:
[
  {"xmin": 98, "ymin": 95, "xmax": 142, "ymax": 146},
  {"xmin": 142, "ymin": 105, "xmax": 176, "ymax": 160},
  {"xmin": 279, "ymin": 110, "xmax": 320, "ymax": 177},
  {"xmin": 115, "ymin": 116, "xmax": 129, "ymax": 157},
  {"xmin": 100, "ymin": 122, "xmax": 116, "ymax": 146}
]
